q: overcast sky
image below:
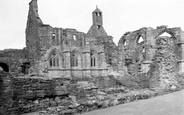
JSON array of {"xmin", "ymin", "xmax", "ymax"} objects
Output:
[{"xmin": 0, "ymin": 0, "xmax": 184, "ymax": 50}]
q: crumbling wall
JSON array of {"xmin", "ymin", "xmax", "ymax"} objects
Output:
[
  {"xmin": 0, "ymin": 73, "xmax": 71, "ymax": 115},
  {"xmin": 148, "ymin": 36, "xmax": 179, "ymax": 88},
  {"xmin": 0, "ymin": 72, "xmax": 14, "ymax": 115},
  {"xmin": 96, "ymin": 36, "xmax": 118, "ymax": 69},
  {"xmin": 118, "ymin": 28, "xmax": 146, "ymax": 76},
  {"xmin": 26, "ymin": 0, "xmax": 43, "ymax": 63},
  {"xmin": 118, "ymin": 26, "xmax": 182, "ymax": 89},
  {"xmin": 0, "ymin": 49, "xmax": 27, "ymax": 76}
]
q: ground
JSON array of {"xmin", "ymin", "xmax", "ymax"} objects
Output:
[
  {"xmin": 23, "ymin": 89, "xmax": 184, "ymax": 115},
  {"xmin": 81, "ymin": 90, "xmax": 184, "ymax": 115}
]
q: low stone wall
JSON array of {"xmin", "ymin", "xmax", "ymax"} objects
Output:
[
  {"xmin": 0, "ymin": 72, "xmax": 14, "ymax": 115},
  {"xmin": 0, "ymin": 72, "xmax": 71, "ymax": 115}
]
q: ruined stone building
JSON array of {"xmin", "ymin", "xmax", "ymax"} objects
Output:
[
  {"xmin": 24, "ymin": 0, "xmax": 118, "ymax": 78},
  {"xmin": 118, "ymin": 26, "xmax": 184, "ymax": 87},
  {"xmin": 1, "ymin": 0, "xmax": 184, "ymax": 85}
]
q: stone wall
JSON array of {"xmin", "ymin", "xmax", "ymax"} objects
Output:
[
  {"xmin": 25, "ymin": 0, "xmax": 109, "ymax": 78},
  {"xmin": 118, "ymin": 26, "xmax": 183, "ymax": 89},
  {"xmin": 148, "ymin": 36, "xmax": 178, "ymax": 88},
  {"xmin": 0, "ymin": 72, "xmax": 71, "ymax": 115},
  {"xmin": 0, "ymin": 49, "xmax": 27, "ymax": 76}
]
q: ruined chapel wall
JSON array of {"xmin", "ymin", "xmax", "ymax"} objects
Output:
[
  {"xmin": 118, "ymin": 26, "xmax": 182, "ymax": 74},
  {"xmin": 26, "ymin": 0, "xmax": 43, "ymax": 62}
]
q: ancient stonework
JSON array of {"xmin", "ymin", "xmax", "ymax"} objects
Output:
[
  {"xmin": 0, "ymin": 0, "xmax": 184, "ymax": 88},
  {"xmin": 24, "ymin": 0, "xmax": 118, "ymax": 78},
  {"xmin": 2, "ymin": 0, "xmax": 184, "ymax": 114},
  {"xmin": 118, "ymin": 26, "xmax": 184, "ymax": 88},
  {"xmin": 148, "ymin": 36, "xmax": 178, "ymax": 88}
]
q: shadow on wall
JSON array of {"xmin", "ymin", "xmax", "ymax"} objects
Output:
[{"xmin": 0, "ymin": 63, "xmax": 9, "ymax": 72}]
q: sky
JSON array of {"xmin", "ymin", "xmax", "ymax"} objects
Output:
[{"xmin": 0, "ymin": 0, "xmax": 184, "ymax": 50}]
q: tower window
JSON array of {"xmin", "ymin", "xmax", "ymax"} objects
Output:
[
  {"xmin": 99, "ymin": 12, "xmax": 102, "ymax": 17},
  {"xmin": 63, "ymin": 30, "xmax": 67, "ymax": 37},
  {"xmin": 95, "ymin": 12, "xmax": 98, "ymax": 16},
  {"xmin": 97, "ymin": 25, "xmax": 101, "ymax": 29},
  {"xmin": 95, "ymin": 12, "xmax": 101, "ymax": 17}
]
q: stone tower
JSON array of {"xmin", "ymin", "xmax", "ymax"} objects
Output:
[
  {"xmin": 93, "ymin": 6, "xmax": 103, "ymax": 26},
  {"xmin": 26, "ymin": 0, "xmax": 43, "ymax": 62},
  {"xmin": 87, "ymin": 6, "xmax": 108, "ymax": 37}
]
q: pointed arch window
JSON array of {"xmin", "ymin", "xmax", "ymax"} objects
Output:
[
  {"xmin": 90, "ymin": 50, "xmax": 96, "ymax": 67},
  {"xmin": 158, "ymin": 31, "xmax": 172, "ymax": 38},
  {"xmin": 71, "ymin": 51, "xmax": 78, "ymax": 67},
  {"xmin": 49, "ymin": 50, "xmax": 59, "ymax": 67},
  {"xmin": 123, "ymin": 39, "xmax": 127, "ymax": 46},
  {"xmin": 137, "ymin": 36, "xmax": 144, "ymax": 44}
]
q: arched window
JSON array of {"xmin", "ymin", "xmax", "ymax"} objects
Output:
[
  {"xmin": 123, "ymin": 40, "xmax": 127, "ymax": 46},
  {"xmin": 90, "ymin": 50, "xmax": 96, "ymax": 67},
  {"xmin": 137, "ymin": 36, "xmax": 144, "ymax": 44},
  {"xmin": 49, "ymin": 50, "xmax": 59, "ymax": 67},
  {"xmin": 0, "ymin": 63, "xmax": 9, "ymax": 72},
  {"xmin": 73, "ymin": 35, "xmax": 76, "ymax": 41},
  {"xmin": 158, "ymin": 32, "xmax": 172, "ymax": 38},
  {"xmin": 142, "ymin": 47, "xmax": 146, "ymax": 60},
  {"xmin": 71, "ymin": 51, "xmax": 78, "ymax": 67}
]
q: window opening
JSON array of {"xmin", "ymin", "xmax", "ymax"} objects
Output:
[
  {"xmin": 97, "ymin": 25, "xmax": 101, "ymax": 29},
  {"xmin": 73, "ymin": 35, "xmax": 76, "ymax": 41},
  {"xmin": 90, "ymin": 50, "xmax": 96, "ymax": 67},
  {"xmin": 137, "ymin": 36, "xmax": 144, "ymax": 44},
  {"xmin": 52, "ymin": 33, "xmax": 56, "ymax": 39},
  {"xmin": 71, "ymin": 51, "xmax": 78, "ymax": 67},
  {"xmin": 49, "ymin": 50, "xmax": 59, "ymax": 67}
]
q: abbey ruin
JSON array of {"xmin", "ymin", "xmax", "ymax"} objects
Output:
[
  {"xmin": 0, "ymin": 0, "xmax": 184, "ymax": 87},
  {"xmin": 2, "ymin": 0, "xmax": 184, "ymax": 114}
]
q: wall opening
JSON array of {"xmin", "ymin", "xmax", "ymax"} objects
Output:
[
  {"xmin": 73, "ymin": 35, "xmax": 76, "ymax": 41},
  {"xmin": 137, "ymin": 36, "xmax": 144, "ymax": 44},
  {"xmin": 49, "ymin": 50, "xmax": 60, "ymax": 67},
  {"xmin": 52, "ymin": 33, "xmax": 56, "ymax": 39},
  {"xmin": 99, "ymin": 12, "xmax": 102, "ymax": 17},
  {"xmin": 95, "ymin": 12, "xmax": 101, "ymax": 17},
  {"xmin": 159, "ymin": 32, "xmax": 172, "ymax": 38},
  {"xmin": 21, "ymin": 62, "xmax": 30, "ymax": 74},
  {"xmin": 71, "ymin": 50, "xmax": 79, "ymax": 67},
  {"xmin": 0, "ymin": 63, "xmax": 9, "ymax": 72},
  {"xmin": 123, "ymin": 40, "xmax": 127, "ymax": 46},
  {"xmin": 97, "ymin": 25, "xmax": 101, "ymax": 29},
  {"xmin": 90, "ymin": 50, "xmax": 96, "ymax": 67}
]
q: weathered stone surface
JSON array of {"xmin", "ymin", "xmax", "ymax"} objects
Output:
[
  {"xmin": 118, "ymin": 26, "xmax": 184, "ymax": 89},
  {"xmin": 0, "ymin": 71, "xmax": 14, "ymax": 115},
  {"xmin": 148, "ymin": 36, "xmax": 178, "ymax": 89},
  {"xmin": 0, "ymin": 74, "xmax": 72, "ymax": 115}
]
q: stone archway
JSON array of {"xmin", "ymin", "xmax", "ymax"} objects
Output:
[{"xmin": 0, "ymin": 63, "xmax": 9, "ymax": 72}]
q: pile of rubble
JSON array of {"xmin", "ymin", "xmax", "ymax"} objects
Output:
[{"xmin": 38, "ymin": 81, "xmax": 179, "ymax": 115}]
